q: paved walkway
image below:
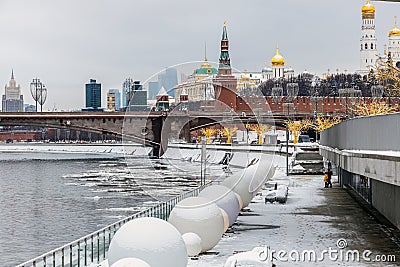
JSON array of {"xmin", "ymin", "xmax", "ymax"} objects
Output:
[{"xmin": 189, "ymin": 174, "xmax": 400, "ymax": 266}]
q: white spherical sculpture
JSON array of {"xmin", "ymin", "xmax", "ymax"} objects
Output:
[
  {"xmin": 222, "ymin": 159, "xmax": 275, "ymax": 208},
  {"xmin": 235, "ymin": 192, "xmax": 243, "ymax": 210},
  {"xmin": 198, "ymin": 184, "xmax": 240, "ymax": 226},
  {"xmin": 108, "ymin": 217, "xmax": 187, "ymax": 267},
  {"xmin": 111, "ymin": 258, "xmax": 151, "ymax": 267},
  {"xmin": 168, "ymin": 197, "xmax": 224, "ymax": 252},
  {"xmin": 182, "ymin": 232, "xmax": 202, "ymax": 257},
  {"xmin": 219, "ymin": 208, "xmax": 229, "ymax": 232}
]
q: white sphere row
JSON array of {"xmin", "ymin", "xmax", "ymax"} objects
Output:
[{"xmin": 108, "ymin": 157, "xmax": 275, "ymax": 264}]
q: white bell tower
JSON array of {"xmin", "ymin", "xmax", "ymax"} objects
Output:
[{"xmin": 360, "ymin": 0, "xmax": 378, "ymax": 74}]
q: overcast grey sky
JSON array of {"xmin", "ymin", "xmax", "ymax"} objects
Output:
[{"xmin": 0, "ymin": 0, "xmax": 398, "ymax": 110}]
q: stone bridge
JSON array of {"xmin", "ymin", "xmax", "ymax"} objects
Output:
[{"xmin": 0, "ymin": 111, "xmax": 317, "ymax": 157}]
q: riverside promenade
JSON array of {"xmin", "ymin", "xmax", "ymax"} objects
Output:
[{"xmin": 188, "ymin": 173, "xmax": 400, "ymax": 266}]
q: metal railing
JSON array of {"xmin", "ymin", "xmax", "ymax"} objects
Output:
[{"xmin": 16, "ymin": 183, "xmax": 210, "ymax": 267}]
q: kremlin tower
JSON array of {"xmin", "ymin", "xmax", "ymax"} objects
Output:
[
  {"xmin": 388, "ymin": 16, "xmax": 400, "ymax": 68},
  {"xmin": 213, "ymin": 22, "xmax": 238, "ymax": 111},
  {"xmin": 360, "ymin": 0, "xmax": 378, "ymax": 73}
]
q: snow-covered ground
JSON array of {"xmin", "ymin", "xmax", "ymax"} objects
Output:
[
  {"xmin": 186, "ymin": 168, "xmax": 399, "ymax": 266},
  {"xmin": 0, "ymin": 143, "xmax": 148, "ymax": 156}
]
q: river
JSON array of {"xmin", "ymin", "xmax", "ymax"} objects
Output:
[{"xmin": 0, "ymin": 144, "xmax": 226, "ymax": 266}]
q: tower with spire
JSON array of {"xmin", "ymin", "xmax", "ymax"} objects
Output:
[
  {"xmin": 388, "ymin": 16, "xmax": 400, "ymax": 68},
  {"xmin": 2, "ymin": 70, "xmax": 24, "ymax": 112},
  {"xmin": 213, "ymin": 22, "xmax": 238, "ymax": 111},
  {"xmin": 218, "ymin": 22, "xmax": 231, "ymax": 75},
  {"xmin": 359, "ymin": 0, "xmax": 378, "ymax": 73}
]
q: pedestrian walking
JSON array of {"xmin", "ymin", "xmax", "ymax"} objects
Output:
[
  {"xmin": 327, "ymin": 162, "xmax": 333, "ymax": 188},
  {"xmin": 323, "ymin": 172, "xmax": 329, "ymax": 188}
]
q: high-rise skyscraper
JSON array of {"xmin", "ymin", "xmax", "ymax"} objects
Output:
[
  {"xmin": 107, "ymin": 89, "xmax": 121, "ymax": 111},
  {"xmin": 85, "ymin": 79, "xmax": 101, "ymax": 109},
  {"xmin": 2, "ymin": 70, "xmax": 24, "ymax": 112},
  {"xmin": 148, "ymin": 81, "xmax": 160, "ymax": 100},
  {"xmin": 164, "ymin": 68, "xmax": 178, "ymax": 97},
  {"xmin": 157, "ymin": 68, "xmax": 178, "ymax": 97}
]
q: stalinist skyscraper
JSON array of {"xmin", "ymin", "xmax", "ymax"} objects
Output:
[
  {"xmin": 359, "ymin": 0, "xmax": 378, "ymax": 73},
  {"xmin": 2, "ymin": 70, "xmax": 24, "ymax": 112}
]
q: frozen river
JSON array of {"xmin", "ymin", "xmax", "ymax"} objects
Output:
[{"xmin": 0, "ymin": 144, "xmax": 235, "ymax": 266}]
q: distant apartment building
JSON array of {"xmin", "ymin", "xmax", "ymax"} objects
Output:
[
  {"xmin": 24, "ymin": 104, "xmax": 36, "ymax": 112},
  {"xmin": 2, "ymin": 70, "xmax": 24, "ymax": 112},
  {"xmin": 107, "ymin": 89, "xmax": 121, "ymax": 111},
  {"xmin": 85, "ymin": 79, "xmax": 101, "ymax": 110}
]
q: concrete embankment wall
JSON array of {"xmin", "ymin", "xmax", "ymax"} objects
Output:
[
  {"xmin": 372, "ymin": 179, "xmax": 400, "ymax": 230},
  {"xmin": 164, "ymin": 144, "xmax": 279, "ymax": 168},
  {"xmin": 320, "ymin": 112, "xmax": 400, "ymax": 229}
]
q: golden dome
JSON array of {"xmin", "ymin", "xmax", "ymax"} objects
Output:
[
  {"xmin": 200, "ymin": 60, "xmax": 212, "ymax": 69},
  {"xmin": 271, "ymin": 47, "xmax": 285, "ymax": 66},
  {"xmin": 389, "ymin": 17, "xmax": 400, "ymax": 37},
  {"xmin": 362, "ymin": 0, "xmax": 375, "ymax": 14}
]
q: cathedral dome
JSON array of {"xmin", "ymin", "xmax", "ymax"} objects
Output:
[
  {"xmin": 389, "ymin": 18, "xmax": 400, "ymax": 37},
  {"xmin": 271, "ymin": 48, "xmax": 285, "ymax": 66},
  {"xmin": 362, "ymin": 0, "xmax": 375, "ymax": 15},
  {"xmin": 195, "ymin": 59, "xmax": 218, "ymax": 75}
]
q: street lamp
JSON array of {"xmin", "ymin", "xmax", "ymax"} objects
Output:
[
  {"xmin": 339, "ymin": 84, "xmax": 362, "ymax": 119},
  {"xmin": 283, "ymin": 82, "xmax": 299, "ymax": 176},
  {"xmin": 310, "ymin": 85, "xmax": 320, "ymax": 141},
  {"xmin": 30, "ymin": 78, "xmax": 47, "ymax": 112},
  {"xmin": 271, "ymin": 84, "xmax": 283, "ymax": 112}
]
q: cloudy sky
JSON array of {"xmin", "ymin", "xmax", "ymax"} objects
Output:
[{"xmin": 0, "ymin": 0, "xmax": 398, "ymax": 110}]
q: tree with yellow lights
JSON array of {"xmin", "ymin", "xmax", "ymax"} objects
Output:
[
  {"xmin": 350, "ymin": 99, "xmax": 397, "ymax": 117},
  {"xmin": 201, "ymin": 128, "xmax": 217, "ymax": 144},
  {"xmin": 312, "ymin": 116, "xmax": 341, "ymax": 133},
  {"xmin": 285, "ymin": 119, "xmax": 313, "ymax": 144},
  {"xmin": 373, "ymin": 55, "xmax": 400, "ymax": 96},
  {"xmin": 250, "ymin": 124, "xmax": 272, "ymax": 145},
  {"xmin": 220, "ymin": 127, "xmax": 238, "ymax": 144}
]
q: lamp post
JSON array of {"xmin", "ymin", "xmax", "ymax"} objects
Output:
[
  {"xmin": 311, "ymin": 84, "xmax": 320, "ymax": 142},
  {"xmin": 339, "ymin": 84, "xmax": 362, "ymax": 119},
  {"xmin": 283, "ymin": 82, "xmax": 299, "ymax": 176},
  {"xmin": 30, "ymin": 78, "xmax": 47, "ymax": 112},
  {"xmin": 271, "ymin": 84, "xmax": 283, "ymax": 112}
]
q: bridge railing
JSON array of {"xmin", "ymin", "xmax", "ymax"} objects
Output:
[{"xmin": 16, "ymin": 183, "xmax": 210, "ymax": 267}]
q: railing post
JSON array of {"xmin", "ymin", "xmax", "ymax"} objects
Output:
[
  {"xmin": 77, "ymin": 241, "xmax": 80, "ymax": 267},
  {"xmin": 97, "ymin": 232, "xmax": 100, "ymax": 263},
  {"xmin": 53, "ymin": 251, "xmax": 55, "ymax": 267},
  {"xmin": 69, "ymin": 245, "xmax": 72, "ymax": 267},
  {"xmin": 84, "ymin": 238, "xmax": 87, "ymax": 267},
  {"xmin": 103, "ymin": 229, "xmax": 106, "ymax": 260},
  {"xmin": 61, "ymin": 248, "xmax": 64, "ymax": 267},
  {"xmin": 91, "ymin": 235, "xmax": 94, "ymax": 263},
  {"xmin": 108, "ymin": 227, "xmax": 112, "ymax": 249}
]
